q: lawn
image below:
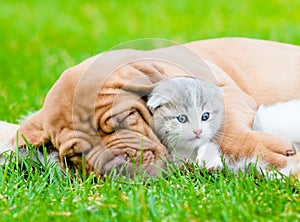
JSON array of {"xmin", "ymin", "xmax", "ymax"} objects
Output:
[{"xmin": 1, "ymin": 0, "xmax": 300, "ymax": 221}]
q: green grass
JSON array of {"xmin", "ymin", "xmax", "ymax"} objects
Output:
[
  {"xmin": 1, "ymin": 149, "xmax": 300, "ymax": 222},
  {"xmin": 1, "ymin": 0, "xmax": 300, "ymax": 221}
]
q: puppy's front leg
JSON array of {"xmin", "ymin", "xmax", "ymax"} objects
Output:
[
  {"xmin": 211, "ymin": 62, "xmax": 295, "ymax": 169},
  {"xmin": 220, "ymin": 128, "xmax": 293, "ymax": 168}
]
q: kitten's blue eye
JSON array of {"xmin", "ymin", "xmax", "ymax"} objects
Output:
[
  {"xmin": 201, "ymin": 112, "xmax": 210, "ymax": 121},
  {"xmin": 176, "ymin": 115, "xmax": 188, "ymax": 123}
]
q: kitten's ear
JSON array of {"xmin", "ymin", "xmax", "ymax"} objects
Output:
[{"xmin": 147, "ymin": 94, "xmax": 168, "ymax": 113}]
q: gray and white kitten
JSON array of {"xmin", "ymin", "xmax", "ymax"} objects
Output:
[
  {"xmin": 147, "ymin": 77, "xmax": 224, "ymax": 168},
  {"xmin": 148, "ymin": 77, "xmax": 300, "ymax": 176}
]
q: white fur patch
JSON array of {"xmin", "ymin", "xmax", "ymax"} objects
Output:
[
  {"xmin": 253, "ymin": 99, "xmax": 300, "ymax": 143},
  {"xmin": 0, "ymin": 121, "xmax": 19, "ymax": 153},
  {"xmin": 196, "ymin": 142, "xmax": 223, "ymax": 169},
  {"xmin": 225, "ymin": 156, "xmax": 300, "ymax": 179}
]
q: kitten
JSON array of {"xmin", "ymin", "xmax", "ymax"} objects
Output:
[
  {"xmin": 147, "ymin": 77, "xmax": 300, "ymax": 174},
  {"xmin": 147, "ymin": 77, "xmax": 224, "ymax": 169},
  {"xmin": 253, "ymin": 99, "xmax": 300, "ymax": 153}
]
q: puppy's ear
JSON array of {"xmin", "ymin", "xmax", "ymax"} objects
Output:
[{"xmin": 147, "ymin": 93, "xmax": 168, "ymax": 114}]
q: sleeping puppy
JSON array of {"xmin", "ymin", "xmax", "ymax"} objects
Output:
[{"xmin": 4, "ymin": 37, "xmax": 300, "ymax": 178}]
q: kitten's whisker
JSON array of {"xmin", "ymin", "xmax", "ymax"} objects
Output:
[
  {"xmin": 213, "ymin": 131, "xmax": 232, "ymax": 141},
  {"xmin": 213, "ymin": 131, "xmax": 224, "ymax": 137},
  {"xmin": 164, "ymin": 133, "xmax": 181, "ymax": 148}
]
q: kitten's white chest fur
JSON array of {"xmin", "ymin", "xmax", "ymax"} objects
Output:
[{"xmin": 196, "ymin": 142, "xmax": 223, "ymax": 169}]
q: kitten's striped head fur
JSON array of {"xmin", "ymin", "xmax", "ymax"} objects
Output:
[{"xmin": 147, "ymin": 77, "xmax": 224, "ymax": 161}]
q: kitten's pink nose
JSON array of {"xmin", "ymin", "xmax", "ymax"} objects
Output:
[{"xmin": 193, "ymin": 129, "xmax": 202, "ymax": 137}]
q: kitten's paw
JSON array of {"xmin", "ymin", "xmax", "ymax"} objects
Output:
[{"xmin": 196, "ymin": 142, "xmax": 223, "ymax": 170}]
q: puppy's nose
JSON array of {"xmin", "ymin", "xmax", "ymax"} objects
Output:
[{"xmin": 193, "ymin": 129, "xmax": 202, "ymax": 137}]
